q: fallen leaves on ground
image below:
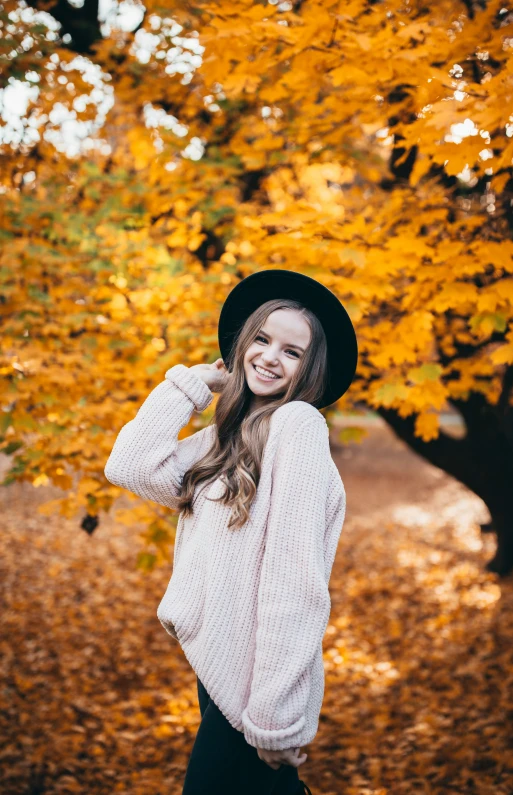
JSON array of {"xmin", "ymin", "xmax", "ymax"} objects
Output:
[{"xmin": 0, "ymin": 425, "xmax": 512, "ymax": 795}]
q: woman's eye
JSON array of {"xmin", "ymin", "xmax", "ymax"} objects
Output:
[{"xmin": 255, "ymin": 336, "xmax": 299, "ymax": 357}]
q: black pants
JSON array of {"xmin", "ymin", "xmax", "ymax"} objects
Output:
[{"xmin": 182, "ymin": 677, "xmax": 303, "ymax": 794}]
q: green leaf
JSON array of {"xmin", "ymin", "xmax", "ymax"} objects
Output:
[
  {"xmin": 375, "ymin": 382, "xmax": 409, "ymax": 406},
  {"xmin": 27, "ymin": 285, "xmax": 51, "ymax": 304},
  {"xmin": 108, "ymin": 338, "xmax": 132, "ymax": 350},
  {"xmin": 469, "ymin": 312, "xmax": 508, "ymax": 334},
  {"xmin": 0, "ymin": 441, "xmax": 23, "ymax": 455},
  {"xmin": 337, "ymin": 426, "xmax": 367, "ymax": 444},
  {"xmin": 0, "ymin": 412, "xmax": 13, "ymax": 434},
  {"xmin": 136, "ymin": 551, "xmax": 157, "ymax": 573},
  {"xmin": 408, "ymin": 363, "xmax": 443, "ymax": 384}
]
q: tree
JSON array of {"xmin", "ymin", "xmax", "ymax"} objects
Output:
[{"xmin": 1, "ymin": 0, "xmax": 513, "ymax": 573}]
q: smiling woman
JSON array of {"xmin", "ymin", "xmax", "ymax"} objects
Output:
[
  {"xmin": 103, "ymin": 269, "xmax": 357, "ymax": 794},
  {"xmin": 243, "ymin": 310, "xmax": 312, "ymax": 412},
  {"xmin": 165, "ymin": 293, "xmax": 332, "ymax": 531}
]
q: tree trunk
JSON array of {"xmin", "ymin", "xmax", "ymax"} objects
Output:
[
  {"xmin": 375, "ymin": 389, "xmax": 513, "ymax": 576},
  {"xmin": 484, "ymin": 510, "xmax": 513, "ymax": 575}
]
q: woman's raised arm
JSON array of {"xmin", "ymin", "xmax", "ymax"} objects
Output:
[{"xmin": 104, "ymin": 364, "xmax": 214, "ymax": 510}]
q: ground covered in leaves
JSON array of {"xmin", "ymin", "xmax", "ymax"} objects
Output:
[{"xmin": 1, "ymin": 421, "xmax": 512, "ymax": 795}]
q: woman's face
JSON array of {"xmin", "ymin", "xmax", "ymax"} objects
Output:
[{"xmin": 243, "ymin": 308, "xmax": 311, "ymax": 410}]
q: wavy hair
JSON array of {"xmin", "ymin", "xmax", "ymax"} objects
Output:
[{"xmin": 174, "ymin": 298, "xmax": 329, "ymax": 530}]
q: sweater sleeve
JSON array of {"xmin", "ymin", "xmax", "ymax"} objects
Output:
[
  {"xmin": 104, "ymin": 364, "xmax": 214, "ymax": 510},
  {"xmin": 241, "ymin": 411, "xmax": 331, "ymax": 751}
]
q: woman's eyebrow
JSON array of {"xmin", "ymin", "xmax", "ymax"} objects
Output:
[{"xmin": 257, "ymin": 329, "xmax": 305, "ymax": 353}]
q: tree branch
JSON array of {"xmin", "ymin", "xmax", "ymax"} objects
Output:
[
  {"xmin": 374, "ymin": 405, "xmax": 482, "ymax": 494},
  {"xmin": 27, "ymin": 0, "xmax": 102, "ymax": 54},
  {"xmin": 498, "ymin": 364, "xmax": 513, "ymax": 416}
]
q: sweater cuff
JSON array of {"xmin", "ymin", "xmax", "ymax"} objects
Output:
[
  {"xmin": 164, "ymin": 364, "xmax": 214, "ymax": 412},
  {"xmin": 241, "ymin": 708, "xmax": 306, "ymax": 751}
]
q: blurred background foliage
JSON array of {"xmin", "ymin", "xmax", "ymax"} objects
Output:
[{"xmin": 1, "ymin": 0, "xmax": 513, "ymax": 573}]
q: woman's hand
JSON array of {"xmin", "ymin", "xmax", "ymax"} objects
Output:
[
  {"xmin": 256, "ymin": 746, "xmax": 307, "ymax": 770},
  {"xmin": 190, "ymin": 358, "xmax": 231, "ymax": 393}
]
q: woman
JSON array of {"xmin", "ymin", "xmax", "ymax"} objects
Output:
[{"xmin": 104, "ymin": 269, "xmax": 358, "ymax": 795}]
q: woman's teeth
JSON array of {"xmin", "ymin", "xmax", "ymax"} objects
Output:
[{"xmin": 253, "ymin": 365, "xmax": 280, "ymax": 380}]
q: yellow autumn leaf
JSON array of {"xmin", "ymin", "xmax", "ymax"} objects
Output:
[
  {"xmin": 490, "ymin": 344, "xmax": 513, "ymax": 365},
  {"xmin": 166, "ymin": 229, "xmax": 189, "ymax": 248},
  {"xmin": 187, "ymin": 232, "xmax": 206, "ymax": 252},
  {"xmin": 414, "ymin": 411, "xmax": 440, "ymax": 442}
]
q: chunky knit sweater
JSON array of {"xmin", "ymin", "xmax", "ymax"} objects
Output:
[{"xmin": 104, "ymin": 363, "xmax": 346, "ymax": 751}]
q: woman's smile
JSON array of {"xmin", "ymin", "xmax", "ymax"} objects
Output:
[{"xmin": 253, "ymin": 364, "xmax": 281, "ymax": 382}]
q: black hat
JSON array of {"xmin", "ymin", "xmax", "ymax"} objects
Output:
[{"xmin": 218, "ymin": 269, "xmax": 358, "ymax": 409}]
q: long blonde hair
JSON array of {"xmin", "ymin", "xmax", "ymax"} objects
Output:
[{"xmin": 175, "ymin": 298, "xmax": 329, "ymax": 529}]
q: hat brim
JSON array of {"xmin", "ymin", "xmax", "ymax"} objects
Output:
[{"xmin": 218, "ymin": 269, "xmax": 358, "ymax": 408}]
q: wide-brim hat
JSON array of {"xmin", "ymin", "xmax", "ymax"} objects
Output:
[{"xmin": 218, "ymin": 269, "xmax": 358, "ymax": 409}]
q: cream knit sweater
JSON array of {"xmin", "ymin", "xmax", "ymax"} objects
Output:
[{"xmin": 104, "ymin": 363, "xmax": 346, "ymax": 751}]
